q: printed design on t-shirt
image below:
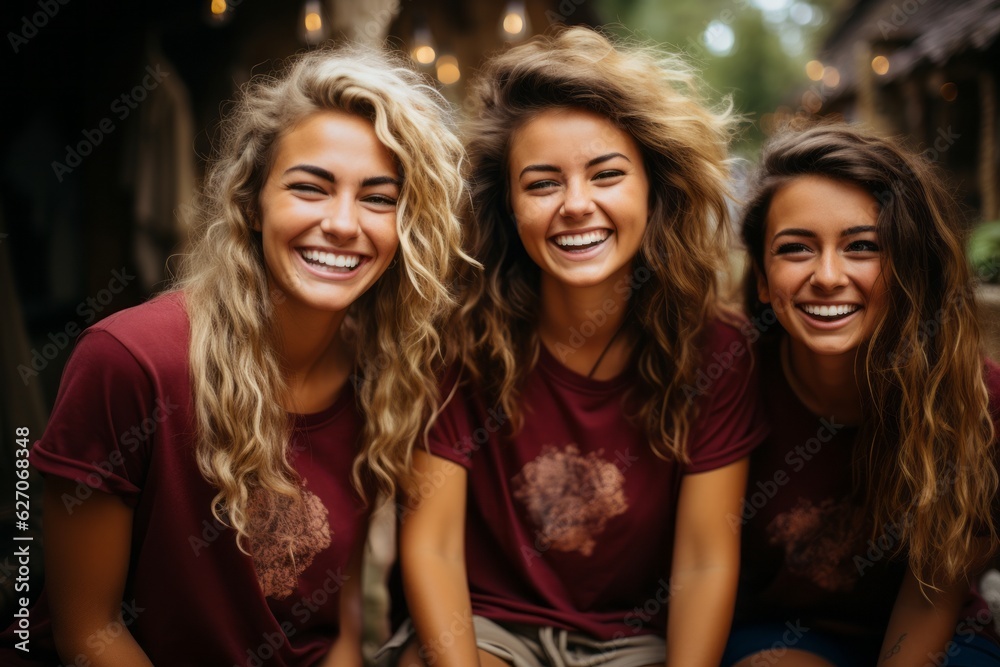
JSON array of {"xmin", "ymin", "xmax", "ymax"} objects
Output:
[
  {"xmin": 766, "ymin": 496, "xmax": 865, "ymax": 592},
  {"xmin": 247, "ymin": 483, "xmax": 332, "ymax": 599},
  {"xmin": 511, "ymin": 444, "xmax": 628, "ymax": 557}
]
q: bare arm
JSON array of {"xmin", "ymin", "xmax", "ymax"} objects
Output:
[
  {"xmin": 44, "ymin": 476, "xmax": 153, "ymax": 666},
  {"xmin": 877, "ymin": 567, "xmax": 967, "ymax": 666},
  {"xmin": 400, "ymin": 450, "xmax": 480, "ymax": 667},
  {"xmin": 318, "ymin": 518, "xmax": 368, "ymax": 667},
  {"xmin": 666, "ymin": 457, "xmax": 749, "ymax": 667}
]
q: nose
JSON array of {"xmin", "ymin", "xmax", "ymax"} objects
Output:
[
  {"xmin": 319, "ymin": 195, "xmax": 360, "ymax": 240},
  {"xmin": 810, "ymin": 249, "xmax": 849, "ymax": 290},
  {"xmin": 559, "ymin": 179, "xmax": 596, "ymax": 219}
]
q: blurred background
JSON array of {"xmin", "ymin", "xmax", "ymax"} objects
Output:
[{"xmin": 1, "ymin": 0, "xmax": 998, "ymax": 655}]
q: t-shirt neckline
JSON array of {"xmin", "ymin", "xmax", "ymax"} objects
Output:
[
  {"xmin": 291, "ymin": 382, "xmax": 355, "ymax": 429},
  {"xmin": 537, "ymin": 341, "xmax": 634, "ymax": 392}
]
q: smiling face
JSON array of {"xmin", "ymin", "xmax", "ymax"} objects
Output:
[
  {"xmin": 507, "ymin": 107, "xmax": 649, "ymax": 291},
  {"xmin": 758, "ymin": 175, "xmax": 888, "ymax": 358},
  {"xmin": 258, "ymin": 109, "xmax": 401, "ymax": 318}
]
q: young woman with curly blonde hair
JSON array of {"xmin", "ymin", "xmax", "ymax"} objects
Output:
[
  {"xmin": 1, "ymin": 44, "xmax": 469, "ymax": 666},
  {"xmin": 381, "ymin": 26, "xmax": 769, "ymax": 667},
  {"xmin": 726, "ymin": 124, "xmax": 1000, "ymax": 667}
]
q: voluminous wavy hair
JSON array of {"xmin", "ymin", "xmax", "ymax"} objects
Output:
[
  {"xmin": 174, "ymin": 45, "xmax": 469, "ymax": 553},
  {"xmin": 741, "ymin": 123, "xmax": 998, "ymax": 585},
  {"xmin": 460, "ymin": 26, "xmax": 734, "ymax": 462}
]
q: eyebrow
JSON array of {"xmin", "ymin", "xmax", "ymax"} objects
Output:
[
  {"xmin": 284, "ymin": 164, "xmax": 401, "ymax": 188},
  {"xmin": 517, "ymin": 152, "xmax": 630, "ymax": 179},
  {"xmin": 773, "ymin": 225, "xmax": 877, "ymax": 240},
  {"xmin": 362, "ymin": 175, "xmax": 403, "ymax": 188}
]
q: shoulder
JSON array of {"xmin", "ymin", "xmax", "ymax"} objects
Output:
[
  {"xmin": 76, "ymin": 292, "xmax": 191, "ymax": 383},
  {"xmin": 985, "ymin": 358, "xmax": 1000, "ymax": 410},
  {"xmin": 699, "ymin": 317, "xmax": 753, "ymax": 356},
  {"xmin": 89, "ymin": 292, "xmax": 188, "ymax": 341},
  {"xmin": 690, "ymin": 318, "xmax": 756, "ymax": 391}
]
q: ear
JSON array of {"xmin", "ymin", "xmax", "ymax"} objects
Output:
[
  {"xmin": 755, "ymin": 264, "xmax": 771, "ymax": 304},
  {"xmin": 247, "ymin": 207, "xmax": 262, "ymax": 232}
]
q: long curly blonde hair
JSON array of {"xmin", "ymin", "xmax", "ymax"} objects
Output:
[
  {"xmin": 174, "ymin": 45, "xmax": 470, "ymax": 552},
  {"xmin": 741, "ymin": 124, "xmax": 998, "ymax": 585},
  {"xmin": 459, "ymin": 26, "xmax": 734, "ymax": 462}
]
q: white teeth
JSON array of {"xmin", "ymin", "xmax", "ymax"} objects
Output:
[
  {"xmin": 554, "ymin": 230, "xmax": 611, "ymax": 247},
  {"xmin": 802, "ymin": 304, "xmax": 860, "ymax": 317},
  {"xmin": 301, "ymin": 249, "xmax": 360, "ymax": 269}
]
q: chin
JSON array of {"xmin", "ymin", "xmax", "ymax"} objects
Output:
[{"xmin": 801, "ymin": 340, "xmax": 863, "ymax": 358}]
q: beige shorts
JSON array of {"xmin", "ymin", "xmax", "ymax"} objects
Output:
[{"xmin": 375, "ymin": 615, "xmax": 665, "ymax": 667}]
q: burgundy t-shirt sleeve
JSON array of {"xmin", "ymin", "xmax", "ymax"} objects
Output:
[
  {"xmin": 426, "ymin": 368, "xmax": 477, "ymax": 469},
  {"xmin": 684, "ymin": 324, "xmax": 769, "ymax": 474},
  {"xmin": 985, "ymin": 359, "xmax": 1000, "ymax": 536},
  {"xmin": 30, "ymin": 330, "xmax": 153, "ymax": 505}
]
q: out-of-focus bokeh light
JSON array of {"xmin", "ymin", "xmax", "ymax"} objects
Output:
[
  {"xmin": 211, "ymin": 0, "xmax": 227, "ymax": 15},
  {"xmin": 802, "ymin": 90, "xmax": 823, "ymax": 113},
  {"xmin": 500, "ymin": 2, "xmax": 529, "ymax": 41},
  {"xmin": 413, "ymin": 45, "xmax": 436, "ymax": 64},
  {"xmin": 871, "ymin": 56, "xmax": 890, "ymax": 75},
  {"xmin": 806, "ymin": 60, "xmax": 824, "ymax": 81},
  {"xmin": 941, "ymin": 82, "xmax": 958, "ymax": 101},
  {"xmin": 789, "ymin": 2, "xmax": 813, "ymax": 25},
  {"xmin": 753, "ymin": 0, "xmax": 791, "ymax": 11},
  {"xmin": 822, "ymin": 66, "xmax": 840, "ymax": 88},
  {"xmin": 305, "ymin": 12, "xmax": 322, "ymax": 32},
  {"xmin": 703, "ymin": 21, "xmax": 735, "ymax": 56},
  {"xmin": 503, "ymin": 13, "xmax": 524, "ymax": 34},
  {"xmin": 436, "ymin": 56, "xmax": 460, "ymax": 85}
]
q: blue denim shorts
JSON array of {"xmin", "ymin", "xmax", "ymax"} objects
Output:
[{"xmin": 722, "ymin": 620, "xmax": 1000, "ymax": 667}]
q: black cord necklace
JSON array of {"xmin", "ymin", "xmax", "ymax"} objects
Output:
[{"xmin": 587, "ymin": 319, "xmax": 629, "ymax": 379}]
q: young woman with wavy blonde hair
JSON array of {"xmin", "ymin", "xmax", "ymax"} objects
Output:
[
  {"xmin": 726, "ymin": 123, "xmax": 1000, "ymax": 666},
  {"xmin": 383, "ymin": 26, "xmax": 769, "ymax": 667},
  {"xmin": 0, "ymin": 45, "xmax": 469, "ymax": 666}
]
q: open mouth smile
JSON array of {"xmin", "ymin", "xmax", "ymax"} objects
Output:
[
  {"xmin": 797, "ymin": 303, "xmax": 861, "ymax": 323},
  {"xmin": 550, "ymin": 229, "xmax": 612, "ymax": 254},
  {"xmin": 298, "ymin": 248, "xmax": 365, "ymax": 274}
]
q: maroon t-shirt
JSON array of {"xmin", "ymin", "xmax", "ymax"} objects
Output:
[
  {"xmin": 735, "ymin": 337, "xmax": 1000, "ymax": 642},
  {"xmin": 1, "ymin": 293, "xmax": 369, "ymax": 667},
  {"xmin": 425, "ymin": 320, "xmax": 769, "ymax": 640}
]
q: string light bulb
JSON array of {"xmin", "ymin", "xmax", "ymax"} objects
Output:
[
  {"xmin": 500, "ymin": 1, "xmax": 529, "ymax": 41},
  {"xmin": 436, "ymin": 55, "xmax": 460, "ymax": 85},
  {"xmin": 300, "ymin": 0, "xmax": 326, "ymax": 45},
  {"xmin": 206, "ymin": 0, "xmax": 234, "ymax": 25},
  {"xmin": 410, "ymin": 25, "xmax": 436, "ymax": 66}
]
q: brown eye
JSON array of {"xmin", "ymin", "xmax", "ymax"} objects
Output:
[
  {"xmin": 846, "ymin": 240, "xmax": 880, "ymax": 252},
  {"xmin": 289, "ymin": 183, "xmax": 324, "ymax": 194},
  {"xmin": 775, "ymin": 243, "xmax": 810, "ymax": 255},
  {"xmin": 363, "ymin": 194, "xmax": 397, "ymax": 207}
]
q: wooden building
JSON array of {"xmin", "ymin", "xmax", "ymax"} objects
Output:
[{"xmin": 811, "ymin": 0, "xmax": 1000, "ymax": 222}]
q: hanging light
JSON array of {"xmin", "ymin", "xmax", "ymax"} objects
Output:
[
  {"xmin": 500, "ymin": 1, "xmax": 529, "ymax": 41},
  {"xmin": 436, "ymin": 55, "xmax": 460, "ymax": 85},
  {"xmin": 300, "ymin": 0, "xmax": 327, "ymax": 45},
  {"xmin": 410, "ymin": 25, "xmax": 437, "ymax": 66},
  {"xmin": 206, "ymin": 0, "xmax": 234, "ymax": 26},
  {"xmin": 871, "ymin": 55, "xmax": 890, "ymax": 76}
]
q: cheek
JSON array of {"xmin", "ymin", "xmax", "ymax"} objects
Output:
[
  {"xmin": 372, "ymin": 219, "xmax": 400, "ymax": 258},
  {"xmin": 512, "ymin": 194, "xmax": 552, "ymax": 229},
  {"xmin": 762, "ymin": 265, "xmax": 801, "ymax": 307}
]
